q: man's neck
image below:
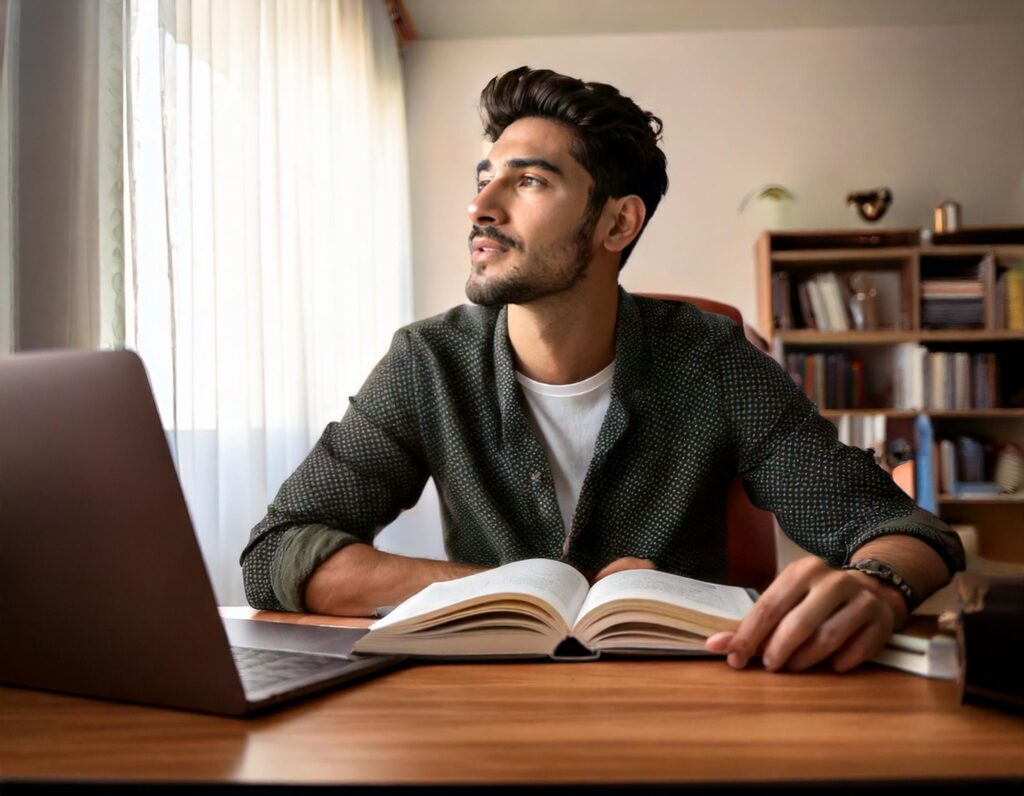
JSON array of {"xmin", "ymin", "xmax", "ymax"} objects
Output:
[{"xmin": 507, "ymin": 280, "xmax": 619, "ymax": 385}]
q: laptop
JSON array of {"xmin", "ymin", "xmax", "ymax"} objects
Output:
[{"xmin": 0, "ymin": 349, "xmax": 403, "ymax": 715}]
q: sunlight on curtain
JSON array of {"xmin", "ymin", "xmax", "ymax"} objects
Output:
[{"xmin": 124, "ymin": 0, "xmax": 412, "ymax": 603}]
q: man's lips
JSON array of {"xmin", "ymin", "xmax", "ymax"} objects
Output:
[
  {"xmin": 471, "ymin": 237, "xmax": 509, "ymax": 254},
  {"xmin": 470, "ymin": 237, "xmax": 511, "ymax": 262}
]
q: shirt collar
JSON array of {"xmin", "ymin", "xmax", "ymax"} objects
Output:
[{"xmin": 493, "ymin": 287, "xmax": 648, "ymax": 447}]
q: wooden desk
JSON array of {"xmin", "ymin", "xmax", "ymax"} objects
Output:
[{"xmin": 2, "ymin": 610, "xmax": 1023, "ymax": 790}]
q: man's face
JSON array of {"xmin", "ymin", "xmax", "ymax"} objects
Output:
[{"xmin": 466, "ymin": 117, "xmax": 599, "ymax": 307}]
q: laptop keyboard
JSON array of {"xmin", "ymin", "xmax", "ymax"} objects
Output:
[{"xmin": 231, "ymin": 645, "xmax": 348, "ymax": 694}]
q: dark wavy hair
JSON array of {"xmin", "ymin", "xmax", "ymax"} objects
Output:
[{"xmin": 479, "ymin": 66, "xmax": 669, "ymax": 269}]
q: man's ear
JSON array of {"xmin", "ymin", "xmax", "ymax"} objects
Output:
[{"xmin": 601, "ymin": 195, "xmax": 646, "ymax": 254}]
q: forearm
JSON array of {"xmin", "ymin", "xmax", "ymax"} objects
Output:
[{"xmin": 304, "ymin": 542, "xmax": 486, "ymax": 617}]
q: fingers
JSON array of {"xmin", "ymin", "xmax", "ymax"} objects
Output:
[
  {"xmin": 723, "ymin": 557, "xmax": 827, "ymax": 669},
  {"xmin": 704, "ymin": 631, "xmax": 734, "ymax": 653},
  {"xmin": 779, "ymin": 589, "xmax": 880, "ymax": 672},
  {"xmin": 830, "ymin": 609, "xmax": 893, "ymax": 673},
  {"xmin": 758, "ymin": 568, "xmax": 866, "ymax": 672},
  {"xmin": 720, "ymin": 556, "xmax": 899, "ymax": 674}
]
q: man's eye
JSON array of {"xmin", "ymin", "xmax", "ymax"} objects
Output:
[
  {"xmin": 476, "ymin": 179, "xmax": 491, "ymax": 192},
  {"xmin": 521, "ymin": 176, "xmax": 543, "ymax": 187}
]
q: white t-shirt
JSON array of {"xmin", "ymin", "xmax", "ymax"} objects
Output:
[{"xmin": 515, "ymin": 361, "xmax": 615, "ymax": 538}]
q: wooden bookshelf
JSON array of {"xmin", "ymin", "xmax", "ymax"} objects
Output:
[{"xmin": 757, "ymin": 227, "xmax": 1024, "ymax": 564}]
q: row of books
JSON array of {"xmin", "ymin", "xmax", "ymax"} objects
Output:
[
  {"xmin": 892, "ymin": 345, "xmax": 999, "ymax": 410},
  {"xmin": 832, "ymin": 413, "xmax": 887, "ymax": 457},
  {"xmin": 772, "ymin": 271, "xmax": 857, "ymax": 332},
  {"xmin": 772, "ymin": 261, "xmax": 1024, "ymax": 332},
  {"xmin": 938, "ymin": 436, "xmax": 1002, "ymax": 498},
  {"xmin": 785, "ymin": 353, "xmax": 864, "ymax": 409},
  {"xmin": 920, "ymin": 255, "xmax": 986, "ymax": 329}
]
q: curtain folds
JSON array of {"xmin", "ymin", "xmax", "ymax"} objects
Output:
[{"xmin": 124, "ymin": 0, "xmax": 413, "ymax": 603}]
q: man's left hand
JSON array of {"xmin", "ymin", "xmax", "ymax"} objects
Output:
[{"xmin": 704, "ymin": 555, "xmax": 908, "ymax": 673}]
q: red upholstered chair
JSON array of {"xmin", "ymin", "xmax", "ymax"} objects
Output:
[{"xmin": 638, "ymin": 293, "xmax": 777, "ymax": 592}]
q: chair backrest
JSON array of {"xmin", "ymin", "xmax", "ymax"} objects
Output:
[{"xmin": 637, "ymin": 292, "xmax": 777, "ymax": 592}]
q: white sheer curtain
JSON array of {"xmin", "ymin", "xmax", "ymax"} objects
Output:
[{"xmin": 123, "ymin": 0, "xmax": 412, "ymax": 604}]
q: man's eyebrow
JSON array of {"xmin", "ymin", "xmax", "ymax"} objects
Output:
[{"xmin": 475, "ymin": 158, "xmax": 563, "ymax": 177}]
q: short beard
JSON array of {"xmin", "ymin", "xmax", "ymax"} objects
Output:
[{"xmin": 465, "ymin": 207, "xmax": 600, "ymax": 307}]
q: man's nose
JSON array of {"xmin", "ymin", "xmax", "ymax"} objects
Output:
[{"xmin": 467, "ymin": 181, "xmax": 508, "ymax": 227}]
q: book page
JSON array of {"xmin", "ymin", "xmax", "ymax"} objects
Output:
[
  {"xmin": 575, "ymin": 569, "xmax": 754, "ymax": 626},
  {"xmin": 368, "ymin": 558, "xmax": 590, "ymax": 632}
]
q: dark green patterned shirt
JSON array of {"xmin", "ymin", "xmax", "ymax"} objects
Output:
[{"xmin": 241, "ymin": 289, "xmax": 965, "ymax": 611}]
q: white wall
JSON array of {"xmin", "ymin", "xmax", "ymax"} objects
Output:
[{"xmin": 403, "ymin": 24, "xmax": 1024, "ymax": 328}]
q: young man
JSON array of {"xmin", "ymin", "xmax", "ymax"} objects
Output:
[{"xmin": 241, "ymin": 67, "xmax": 964, "ymax": 674}]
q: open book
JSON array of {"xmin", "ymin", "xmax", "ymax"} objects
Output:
[{"xmin": 352, "ymin": 559, "xmax": 756, "ymax": 659}]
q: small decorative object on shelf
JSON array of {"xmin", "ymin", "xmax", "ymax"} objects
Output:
[
  {"xmin": 994, "ymin": 444, "xmax": 1024, "ymax": 494},
  {"xmin": 846, "ymin": 187, "xmax": 893, "ymax": 223},
  {"xmin": 847, "ymin": 272, "xmax": 879, "ymax": 331},
  {"xmin": 933, "ymin": 199, "xmax": 962, "ymax": 234}
]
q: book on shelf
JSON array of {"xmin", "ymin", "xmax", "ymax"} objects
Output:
[
  {"xmin": 819, "ymin": 272, "xmax": 851, "ymax": 332},
  {"xmin": 935, "ymin": 434, "xmax": 1021, "ymax": 498},
  {"xmin": 796, "ymin": 280, "xmax": 817, "ymax": 330},
  {"xmin": 353, "ymin": 559, "xmax": 757, "ymax": 659},
  {"xmin": 771, "ymin": 271, "xmax": 793, "ymax": 330},
  {"xmin": 806, "ymin": 278, "xmax": 830, "ymax": 330},
  {"xmin": 939, "ymin": 439, "xmax": 957, "ymax": 495},
  {"xmin": 914, "ymin": 414, "xmax": 936, "ymax": 513},
  {"xmin": 893, "ymin": 346, "xmax": 999, "ymax": 411},
  {"xmin": 927, "ymin": 352, "xmax": 949, "ymax": 410},
  {"xmin": 785, "ymin": 352, "xmax": 864, "ymax": 409},
  {"xmin": 834, "ymin": 413, "xmax": 886, "ymax": 456},
  {"xmin": 920, "ymin": 255, "xmax": 987, "ymax": 329},
  {"xmin": 791, "ymin": 272, "xmax": 858, "ymax": 332},
  {"xmin": 893, "ymin": 343, "xmax": 927, "ymax": 411},
  {"xmin": 1001, "ymin": 267, "xmax": 1024, "ymax": 330}
]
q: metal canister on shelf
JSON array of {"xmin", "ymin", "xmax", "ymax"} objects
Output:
[{"xmin": 934, "ymin": 199, "xmax": 962, "ymax": 233}]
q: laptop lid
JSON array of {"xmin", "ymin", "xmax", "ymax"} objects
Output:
[{"xmin": 0, "ymin": 350, "xmax": 392, "ymax": 715}]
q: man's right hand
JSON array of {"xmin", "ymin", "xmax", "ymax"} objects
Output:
[{"xmin": 304, "ymin": 543, "xmax": 485, "ymax": 617}]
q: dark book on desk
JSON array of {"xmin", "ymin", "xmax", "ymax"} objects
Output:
[
  {"xmin": 352, "ymin": 559, "xmax": 756, "ymax": 659},
  {"xmin": 954, "ymin": 572, "xmax": 1024, "ymax": 712}
]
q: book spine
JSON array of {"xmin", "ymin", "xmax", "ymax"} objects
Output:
[
  {"xmin": 807, "ymin": 278, "xmax": 829, "ymax": 331},
  {"xmin": 987, "ymin": 353, "xmax": 999, "ymax": 408},
  {"xmin": 954, "ymin": 352, "xmax": 970, "ymax": 410},
  {"xmin": 826, "ymin": 354, "xmax": 837, "ymax": 409},
  {"xmin": 971, "ymin": 353, "xmax": 985, "ymax": 409},
  {"xmin": 814, "ymin": 353, "xmax": 826, "ymax": 408},
  {"xmin": 914, "ymin": 414, "xmax": 936, "ymax": 512},
  {"xmin": 939, "ymin": 438, "xmax": 957, "ymax": 496},
  {"xmin": 913, "ymin": 346, "xmax": 927, "ymax": 411},
  {"xmin": 797, "ymin": 281, "xmax": 817, "ymax": 330},
  {"xmin": 1007, "ymin": 270, "xmax": 1024, "ymax": 330},
  {"xmin": 851, "ymin": 359, "xmax": 864, "ymax": 409}
]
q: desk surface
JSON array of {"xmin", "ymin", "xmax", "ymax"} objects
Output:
[{"xmin": 3, "ymin": 609, "xmax": 1023, "ymax": 789}]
